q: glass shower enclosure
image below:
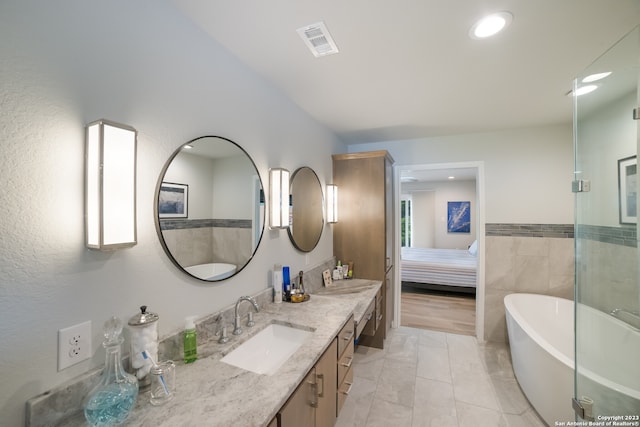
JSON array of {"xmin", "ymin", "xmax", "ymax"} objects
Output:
[{"xmin": 573, "ymin": 27, "xmax": 640, "ymax": 420}]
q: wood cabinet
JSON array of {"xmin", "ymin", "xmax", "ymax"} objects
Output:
[
  {"xmin": 332, "ymin": 151, "xmax": 394, "ymax": 348},
  {"xmin": 278, "ymin": 339, "xmax": 338, "ymax": 427},
  {"xmin": 278, "ymin": 368, "xmax": 316, "ymax": 427},
  {"xmin": 316, "ymin": 338, "xmax": 337, "ymax": 427}
]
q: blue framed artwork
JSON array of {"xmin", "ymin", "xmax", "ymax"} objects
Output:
[{"xmin": 447, "ymin": 201, "xmax": 471, "ymax": 233}]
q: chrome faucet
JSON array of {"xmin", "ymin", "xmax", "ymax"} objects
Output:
[{"xmin": 233, "ymin": 296, "xmax": 260, "ymax": 335}]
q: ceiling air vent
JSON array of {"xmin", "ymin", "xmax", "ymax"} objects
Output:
[{"xmin": 296, "ymin": 22, "xmax": 339, "ymax": 57}]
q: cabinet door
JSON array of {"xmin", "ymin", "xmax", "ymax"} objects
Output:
[
  {"xmin": 316, "ymin": 339, "xmax": 337, "ymax": 427},
  {"xmin": 332, "ymin": 153, "xmax": 386, "ymax": 281},
  {"xmin": 278, "ymin": 368, "xmax": 316, "ymax": 427}
]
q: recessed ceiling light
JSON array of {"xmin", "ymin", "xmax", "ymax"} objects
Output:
[
  {"xmin": 582, "ymin": 72, "xmax": 612, "ymax": 83},
  {"xmin": 469, "ymin": 12, "xmax": 513, "ymax": 39}
]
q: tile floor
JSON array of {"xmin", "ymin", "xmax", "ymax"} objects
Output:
[{"xmin": 335, "ymin": 326, "xmax": 547, "ymax": 427}]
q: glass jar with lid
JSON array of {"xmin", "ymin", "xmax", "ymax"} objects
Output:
[{"xmin": 127, "ymin": 305, "xmax": 159, "ymax": 388}]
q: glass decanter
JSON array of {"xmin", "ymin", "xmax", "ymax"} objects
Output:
[{"xmin": 84, "ymin": 317, "xmax": 139, "ymax": 426}]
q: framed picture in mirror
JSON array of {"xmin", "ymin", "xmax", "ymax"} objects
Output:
[
  {"xmin": 618, "ymin": 155, "xmax": 637, "ymax": 224},
  {"xmin": 159, "ymin": 182, "xmax": 188, "ymax": 218}
]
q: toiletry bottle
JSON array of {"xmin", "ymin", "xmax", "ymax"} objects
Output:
[
  {"xmin": 283, "ymin": 266, "xmax": 291, "ymax": 302},
  {"xmin": 273, "ymin": 265, "xmax": 283, "ymax": 303},
  {"xmin": 298, "ymin": 270, "xmax": 305, "ymax": 294},
  {"xmin": 183, "ymin": 317, "xmax": 197, "ymax": 364}
]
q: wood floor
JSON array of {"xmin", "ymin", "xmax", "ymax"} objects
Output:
[{"xmin": 400, "ymin": 286, "xmax": 476, "ymax": 336}]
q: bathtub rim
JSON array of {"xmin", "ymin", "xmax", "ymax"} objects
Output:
[
  {"xmin": 505, "ymin": 292, "xmax": 640, "ymax": 402},
  {"xmin": 184, "ymin": 262, "xmax": 237, "ymax": 281},
  {"xmin": 504, "ymin": 292, "xmax": 574, "ymax": 370}
]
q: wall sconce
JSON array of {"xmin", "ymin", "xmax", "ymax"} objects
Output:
[
  {"xmin": 327, "ymin": 184, "xmax": 338, "ymax": 223},
  {"xmin": 269, "ymin": 168, "xmax": 290, "ymax": 229},
  {"xmin": 85, "ymin": 119, "xmax": 137, "ymax": 250}
]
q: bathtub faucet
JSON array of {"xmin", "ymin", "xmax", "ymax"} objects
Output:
[
  {"xmin": 609, "ymin": 308, "xmax": 640, "ymax": 330},
  {"xmin": 233, "ymin": 295, "xmax": 260, "ymax": 335}
]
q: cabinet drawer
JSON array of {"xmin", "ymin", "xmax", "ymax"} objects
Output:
[
  {"xmin": 337, "ymin": 336, "xmax": 354, "ymax": 385},
  {"xmin": 337, "ymin": 315, "xmax": 354, "ymax": 358},
  {"xmin": 375, "ymin": 287, "xmax": 383, "ymax": 330},
  {"xmin": 337, "ymin": 364, "xmax": 354, "ymax": 414}
]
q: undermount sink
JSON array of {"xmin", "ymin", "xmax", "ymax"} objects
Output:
[{"xmin": 220, "ymin": 323, "xmax": 314, "ymax": 375}]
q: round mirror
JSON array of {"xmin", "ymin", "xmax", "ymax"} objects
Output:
[
  {"xmin": 155, "ymin": 136, "xmax": 264, "ymax": 282},
  {"xmin": 288, "ymin": 167, "xmax": 324, "ymax": 252}
]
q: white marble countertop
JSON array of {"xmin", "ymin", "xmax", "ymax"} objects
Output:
[{"xmin": 59, "ymin": 279, "xmax": 381, "ymax": 427}]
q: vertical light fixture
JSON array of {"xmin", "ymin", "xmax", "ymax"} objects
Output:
[
  {"xmin": 327, "ymin": 184, "xmax": 338, "ymax": 223},
  {"xmin": 269, "ymin": 168, "xmax": 290, "ymax": 229},
  {"xmin": 85, "ymin": 119, "xmax": 137, "ymax": 250}
]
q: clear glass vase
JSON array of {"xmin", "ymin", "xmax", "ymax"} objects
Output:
[{"xmin": 83, "ymin": 317, "xmax": 139, "ymax": 427}]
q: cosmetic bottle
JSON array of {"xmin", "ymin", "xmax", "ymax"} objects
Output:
[
  {"xmin": 283, "ymin": 266, "xmax": 291, "ymax": 302},
  {"xmin": 298, "ymin": 270, "xmax": 305, "ymax": 294},
  {"xmin": 183, "ymin": 317, "xmax": 197, "ymax": 364},
  {"xmin": 273, "ymin": 265, "xmax": 283, "ymax": 303}
]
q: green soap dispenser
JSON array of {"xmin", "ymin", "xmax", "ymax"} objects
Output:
[{"xmin": 183, "ymin": 316, "xmax": 197, "ymax": 364}]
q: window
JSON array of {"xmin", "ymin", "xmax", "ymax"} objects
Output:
[{"xmin": 401, "ymin": 197, "xmax": 412, "ymax": 247}]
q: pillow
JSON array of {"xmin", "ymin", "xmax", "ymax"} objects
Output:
[{"xmin": 468, "ymin": 240, "xmax": 478, "ymax": 256}]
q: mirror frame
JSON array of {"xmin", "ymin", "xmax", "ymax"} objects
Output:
[
  {"xmin": 154, "ymin": 135, "xmax": 265, "ymax": 282},
  {"xmin": 287, "ymin": 166, "xmax": 324, "ymax": 252}
]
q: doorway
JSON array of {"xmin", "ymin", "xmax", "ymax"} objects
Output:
[{"xmin": 392, "ymin": 161, "xmax": 485, "ymax": 340}]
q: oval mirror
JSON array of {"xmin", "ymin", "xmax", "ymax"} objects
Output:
[
  {"xmin": 155, "ymin": 136, "xmax": 264, "ymax": 282},
  {"xmin": 288, "ymin": 167, "xmax": 324, "ymax": 252}
]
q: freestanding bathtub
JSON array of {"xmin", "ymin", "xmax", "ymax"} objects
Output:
[
  {"xmin": 184, "ymin": 263, "xmax": 236, "ymax": 280},
  {"xmin": 504, "ymin": 293, "xmax": 640, "ymax": 425}
]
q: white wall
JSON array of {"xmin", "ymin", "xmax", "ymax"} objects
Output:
[
  {"xmin": 164, "ymin": 152, "xmax": 215, "ymax": 219},
  {"xmin": 0, "ymin": 1, "xmax": 344, "ymax": 425},
  {"xmin": 404, "ymin": 180, "xmax": 477, "ymax": 249},
  {"xmin": 211, "ymin": 155, "xmax": 257, "ymax": 219},
  {"xmin": 352, "ymin": 124, "xmax": 574, "ymax": 224},
  {"xmin": 410, "ymin": 191, "xmax": 435, "ymax": 247}
]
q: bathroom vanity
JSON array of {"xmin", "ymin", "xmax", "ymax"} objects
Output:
[{"xmin": 40, "ymin": 279, "xmax": 380, "ymax": 427}]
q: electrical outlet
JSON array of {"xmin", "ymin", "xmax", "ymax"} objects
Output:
[{"xmin": 58, "ymin": 321, "xmax": 92, "ymax": 371}]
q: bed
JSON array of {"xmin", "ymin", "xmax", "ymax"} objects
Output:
[{"xmin": 401, "ymin": 245, "xmax": 477, "ymax": 293}]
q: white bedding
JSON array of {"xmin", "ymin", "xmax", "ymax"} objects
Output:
[{"xmin": 401, "ymin": 246, "xmax": 477, "ymax": 288}]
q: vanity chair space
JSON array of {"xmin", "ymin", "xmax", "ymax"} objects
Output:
[{"xmin": 332, "ymin": 151, "xmax": 395, "ymax": 349}]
